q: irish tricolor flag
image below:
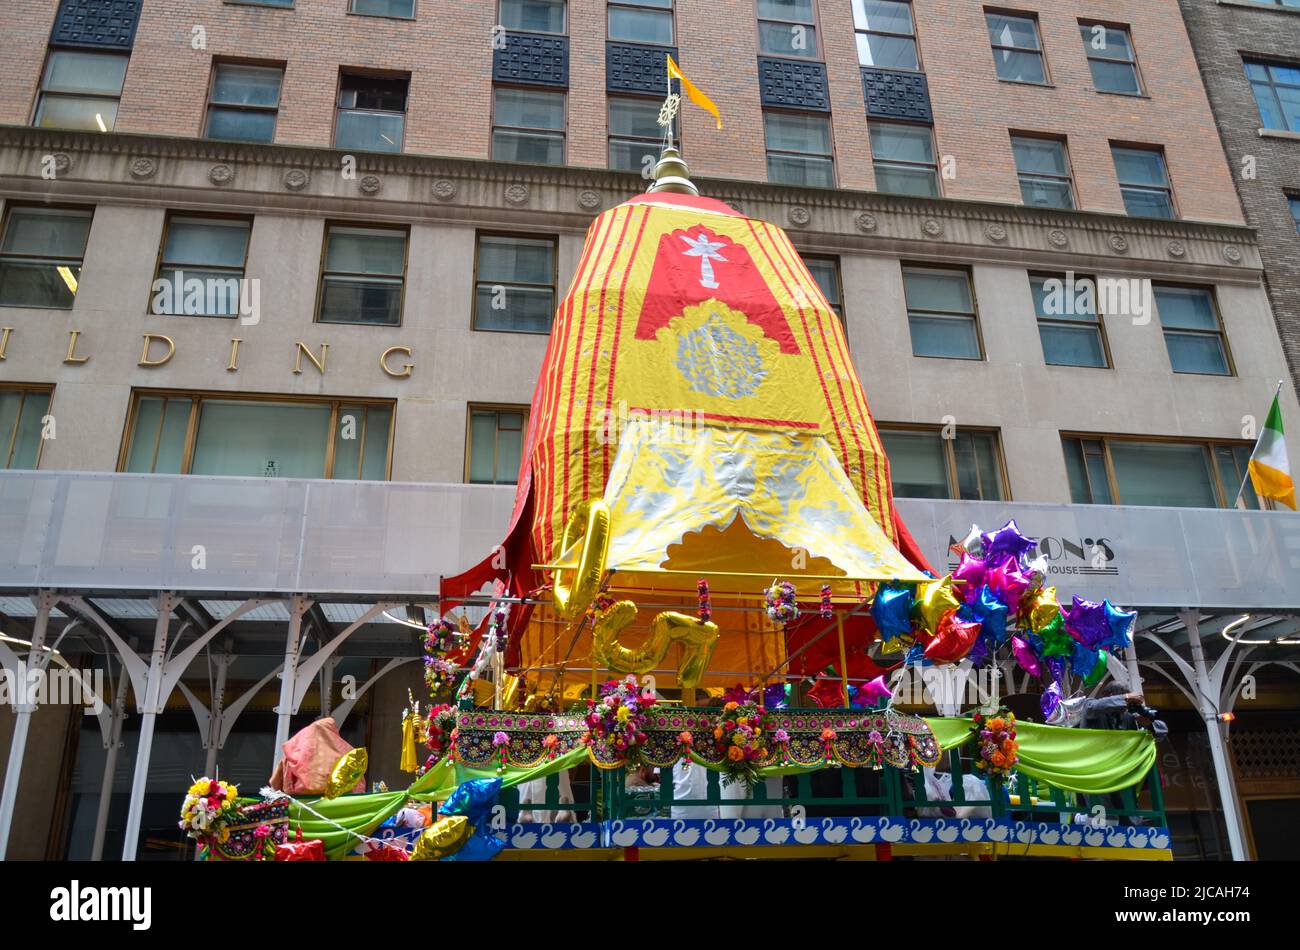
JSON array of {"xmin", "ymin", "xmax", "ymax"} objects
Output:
[{"xmin": 1248, "ymin": 390, "xmax": 1296, "ymax": 510}]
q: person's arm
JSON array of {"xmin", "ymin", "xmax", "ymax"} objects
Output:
[{"xmin": 1082, "ymin": 694, "xmax": 1129, "ymax": 714}]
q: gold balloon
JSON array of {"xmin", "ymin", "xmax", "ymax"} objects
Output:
[
  {"xmin": 410, "ymin": 816, "xmax": 471, "ymax": 861},
  {"xmin": 552, "ymin": 499, "xmax": 611, "ymax": 621},
  {"xmin": 1028, "ymin": 586, "xmax": 1062, "ymax": 634},
  {"xmin": 913, "ymin": 576, "xmax": 961, "ymax": 635},
  {"xmin": 591, "ymin": 600, "xmax": 720, "ymax": 688},
  {"xmin": 324, "ymin": 747, "xmax": 368, "ymax": 799}
]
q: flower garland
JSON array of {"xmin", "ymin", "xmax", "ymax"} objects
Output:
[
  {"xmin": 424, "ymin": 618, "xmax": 461, "ymax": 655},
  {"xmin": 584, "ymin": 675, "xmax": 655, "ymax": 763},
  {"xmin": 820, "ymin": 583, "xmax": 833, "ymax": 620},
  {"xmin": 972, "ymin": 709, "xmax": 1019, "ymax": 784},
  {"xmin": 711, "ymin": 700, "xmax": 768, "ymax": 789},
  {"xmin": 765, "ymin": 580, "xmax": 799, "ymax": 625},
  {"xmin": 424, "ymin": 656, "xmax": 460, "ymax": 697},
  {"xmin": 697, "ymin": 578, "xmax": 711, "ymax": 623},
  {"xmin": 418, "ymin": 703, "xmax": 458, "ymax": 775},
  {"xmin": 179, "ymin": 777, "xmax": 240, "ymax": 858}
]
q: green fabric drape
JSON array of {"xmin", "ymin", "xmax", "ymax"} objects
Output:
[{"xmin": 924, "ymin": 717, "xmax": 1156, "ymax": 795}]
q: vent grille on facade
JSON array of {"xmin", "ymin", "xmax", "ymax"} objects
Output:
[
  {"xmin": 492, "ymin": 32, "xmax": 569, "ymax": 88},
  {"xmin": 758, "ymin": 57, "xmax": 829, "ymax": 112},
  {"xmin": 607, "ymin": 42, "xmax": 677, "ymax": 95},
  {"xmin": 50, "ymin": 0, "xmax": 142, "ymax": 50},
  {"xmin": 1231, "ymin": 729, "xmax": 1300, "ymax": 779},
  {"xmin": 861, "ymin": 67, "xmax": 933, "ymax": 122}
]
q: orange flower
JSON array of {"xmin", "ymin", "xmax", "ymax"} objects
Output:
[
  {"xmin": 724, "ymin": 701, "xmax": 739, "ymax": 712},
  {"xmin": 991, "ymin": 752, "xmax": 1006, "ymax": 767},
  {"xmin": 713, "ymin": 727, "xmax": 724, "ymax": 740},
  {"xmin": 727, "ymin": 746, "xmax": 745, "ymax": 762},
  {"xmin": 1000, "ymin": 739, "xmax": 1015, "ymax": 754},
  {"xmin": 989, "ymin": 718, "xmax": 1005, "ymax": 731},
  {"xmin": 820, "ymin": 728, "xmax": 836, "ymax": 742}
]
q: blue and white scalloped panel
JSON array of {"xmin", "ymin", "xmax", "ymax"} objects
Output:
[{"xmin": 505, "ymin": 818, "xmax": 1172, "ymax": 850}]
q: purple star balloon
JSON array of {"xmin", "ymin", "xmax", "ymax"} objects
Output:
[
  {"xmin": 1064, "ymin": 596, "xmax": 1110, "ymax": 648},
  {"xmin": 1011, "ymin": 635, "xmax": 1042, "ymax": 678},
  {"xmin": 985, "ymin": 557, "xmax": 1032, "ymax": 608},
  {"xmin": 982, "ymin": 520, "xmax": 1038, "ymax": 563},
  {"xmin": 952, "ymin": 553, "xmax": 988, "ymax": 605}
]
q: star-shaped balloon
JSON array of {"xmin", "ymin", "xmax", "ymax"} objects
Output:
[
  {"xmin": 1083, "ymin": 648, "xmax": 1108, "ymax": 687},
  {"xmin": 1040, "ymin": 681, "xmax": 1062, "ymax": 721},
  {"xmin": 924, "ymin": 610, "xmax": 982, "ymax": 664},
  {"xmin": 1101, "ymin": 600, "xmax": 1137, "ymax": 652},
  {"xmin": 982, "ymin": 519, "xmax": 1038, "ymax": 563},
  {"xmin": 966, "ymin": 637, "xmax": 991, "ymax": 667},
  {"xmin": 851, "ymin": 675, "xmax": 893, "ymax": 708},
  {"xmin": 1022, "ymin": 553, "xmax": 1049, "ymax": 590},
  {"xmin": 904, "ymin": 642, "xmax": 929, "ymax": 666},
  {"xmin": 871, "ymin": 583, "xmax": 915, "ymax": 641},
  {"xmin": 1026, "ymin": 586, "xmax": 1063, "ymax": 635},
  {"xmin": 960, "ymin": 584, "xmax": 1010, "ymax": 646},
  {"xmin": 1038, "ymin": 616, "xmax": 1074, "ymax": 657},
  {"xmin": 806, "ymin": 674, "xmax": 848, "ymax": 708},
  {"xmin": 952, "ymin": 553, "xmax": 988, "ymax": 605},
  {"xmin": 913, "ymin": 575, "xmax": 962, "ymax": 635},
  {"xmin": 878, "ymin": 633, "xmax": 909, "ymax": 656},
  {"xmin": 1064, "ymin": 596, "xmax": 1110, "ymax": 648},
  {"xmin": 1070, "ymin": 638, "xmax": 1100, "ymax": 680},
  {"xmin": 1011, "ymin": 635, "xmax": 1042, "ymax": 678},
  {"xmin": 950, "ymin": 523, "xmax": 986, "ymax": 558},
  {"xmin": 438, "ymin": 778, "xmax": 503, "ymax": 825},
  {"xmin": 985, "ymin": 557, "xmax": 1032, "ymax": 609}
]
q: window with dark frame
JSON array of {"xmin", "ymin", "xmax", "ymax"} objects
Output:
[
  {"xmin": 1030, "ymin": 273, "xmax": 1108, "ymax": 368},
  {"xmin": 1289, "ymin": 194, "xmax": 1300, "ymax": 235},
  {"xmin": 1153, "ymin": 284, "xmax": 1231, "ymax": 376},
  {"xmin": 350, "ymin": 0, "xmax": 416, "ymax": 17},
  {"xmin": 152, "ymin": 215, "xmax": 252, "ymax": 317},
  {"xmin": 474, "ymin": 234, "xmax": 557, "ymax": 333},
  {"xmin": 879, "ymin": 426, "xmax": 1006, "ymax": 501},
  {"xmin": 985, "ymin": 11, "xmax": 1046, "ymax": 84},
  {"xmin": 493, "ymin": 87, "xmax": 566, "ymax": 165},
  {"xmin": 764, "ymin": 111, "xmax": 835, "ymax": 187},
  {"xmin": 852, "ymin": 0, "xmax": 919, "ymax": 70},
  {"xmin": 501, "ymin": 0, "xmax": 567, "ymax": 32},
  {"xmin": 0, "ymin": 386, "xmax": 53, "ymax": 470},
  {"xmin": 758, "ymin": 0, "xmax": 819, "ymax": 60},
  {"xmin": 903, "ymin": 265, "xmax": 981, "ymax": 359},
  {"xmin": 122, "ymin": 392, "xmax": 393, "ymax": 480},
  {"xmin": 317, "ymin": 225, "xmax": 407, "ymax": 326},
  {"xmin": 335, "ymin": 71, "xmax": 408, "ymax": 153},
  {"xmin": 609, "ymin": 96, "xmax": 672, "ymax": 173},
  {"xmin": 1063, "ymin": 435, "xmax": 1261, "ymax": 509},
  {"xmin": 869, "ymin": 121, "xmax": 938, "ymax": 196},
  {"xmin": 1111, "ymin": 145, "xmax": 1174, "ymax": 219},
  {"xmin": 205, "ymin": 62, "xmax": 283, "ymax": 144},
  {"xmin": 467, "ymin": 405, "xmax": 528, "ymax": 484},
  {"xmin": 1245, "ymin": 60, "xmax": 1300, "ymax": 133},
  {"xmin": 1079, "ymin": 22, "xmax": 1141, "ymax": 95},
  {"xmin": 802, "ymin": 256, "xmax": 843, "ymax": 326},
  {"xmin": 608, "ymin": 0, "xmax": 674, "ymax": 45},
  {"xmin": 0, "ymin": 206, "xmax": 93, "ymax": 310},
  {"xmin": 33, "ymin": 49, "xmax": 128, "ymax": 132},
  {"xmin": 1011, "ymin": 135, "xmax": 1074, "ymax": 209}
]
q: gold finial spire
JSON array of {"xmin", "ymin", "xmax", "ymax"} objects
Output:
[{"xmin": 648, "ymin": 145, "xmax": 698, "ymax": 196}]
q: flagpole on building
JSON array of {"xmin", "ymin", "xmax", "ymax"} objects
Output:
[{"xmin": 1233, "ymin": 379, "xmax": 1285, "ymax": 508}]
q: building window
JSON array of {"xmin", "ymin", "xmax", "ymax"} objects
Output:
[
  {"xmin": 853, "ymin": 0, "xmax": 919, "ymax": 70},
  {"xmin": 985, "ymin": 11, "xmax": 1046, "ymax": 84},
  {"xmin": 492, "ymin": 88, "xmax": 565, "ymax": 164},
  {"xmin": 501, "ymin": 0, "xmax": 567, "ymax": 33},
  {"xmin": 1063, "ymin": 436, "xmax": 1260, "ymax": 509},
  {"xmin": 0, "ymin": 386, "xmax": 53, "ymax": 470},
  {"xmin": 317, "ymin": 225, "xmax": 407, "ymax": 326},
  {"xmin": 609, "ymin": 96, "xmax": 669, "ymax": 172},
  {"xmin": 1080, "ymin": 23, "xmax": 1141, "ymax": 95},
  {"xmin": 467, "ymin": 405, "xmax": 528, "ymax": 484},
  {"xmin": 803, "ymin": 256, "xmax": 843, "ymax": 325},
  {"xmin": 880, "ymin": 426, "xmax": 1006, "ymax": 501},
  {"xmin": 1030, "ymin": 273, "xmax": 1108, "ymax": 368},
  {"xmin": 903, "ymin": 265, "xmax": 981, "ymax": 359},
  {"xmin": 205, "ymin": 62, "xmax": 282, "ymax": 144},
  {"xmin": 474, "ymin": 234, "xmax": 557, "ymax": 333},
  {"xmin": 1112, "ymin": 145, "xmax": 1174, "ymax": 219},
  {"xmin": 764, "ymin": 112, "xmax": 834, "ymax": 187},
  {"xmin": 152, "ymin": 215, "xmax": 252, "ymax": 317},
  {"xmin": 33, "ymin": 49, "xmax": 128, "ymax": 132},
  {"xmin": 335, "ymin": 72, "xmax": 407, "ymax": 153},
  {"xmin": 1245, "ymin": 60, "xmax": 1300, "ymax": 133},
  {"xmin": 608, "ymin": 0, "xmax": 674, "ymax": 45},
  {"xmin": 350, "ymin": 0, "xmax": 416, "ymax": 16},
  {"xmin": 0, "ymin": 206, "xmax": 93, "ymax": 310},
  {"xmin": 758, "ymin": 0, "xmax": 819, "ymax": 60},
  {"xmin": 1153, "ymin": 284, "xmax": 1231, "ymax": 376},
  {"xmin": 869, "ymin": 121, "xmax": 938, "ymax": 196},
  {"xmin": 122, "ymin": 393, "xmax": 394, "ymax": 479},
  {"xmin": 1012, "ymin": 135, "xmax": 1074, "ymax": 209},
  {"xmin": 1289, "ymin": 194, "xmax": 1300, "ymax": 235}
]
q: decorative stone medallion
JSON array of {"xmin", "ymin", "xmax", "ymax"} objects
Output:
[
  {"xmin": 1047, "ymin": 228, "xmax": 1068, "ymax": 248},
  {"xmin": 504, "ymin": 182, "xmax": 530, "ymax": 206},
  {"xmin": 283, "ymin": 168, "xmax": 309, "ymax": 191},
  {"xmin": 1108, "ymin": 233, "xmax": 1129, "ymax": 254},
  {"xmin": 432, "ymin": 178, "xmax": 457, "ymax": 201},
  {"xmin": 1222, "ymin": 244, "xmax": 1243, "ymax": 264},
  {"xmin": 788, "ymin": 205, "xmax": 811, "ymax": 226},
  {"xmin": 578, "ymin": 189, "xmax": 601, "ymax": 211},
  {"xmin": 129, "ymin": 157, "xmax": 157, "ymax": 180},
  {"xmin": 208, "ymin": 164, "xmax": 235, "ymax": 186},
  {"xmin": 856, "ymin": 212, "xmax": 878, "ymax": 233},
  {"xmin": 359, "ymin": 175, "xmax": 382, "ymax": 196},
  {"xmin": 1167, "ymin": 241, "xmax": 1186, "ymax": 259},
  {"xmin": 922, "ymin": 218, "xmax": 943, "ymax": 237},
  {"xmin": 51, "ymin": 153, "xmax": 73, "ymax": 175},
  {"xmin": 984, "ymin": 223, "xmax": 1007, "ymax": 243}
]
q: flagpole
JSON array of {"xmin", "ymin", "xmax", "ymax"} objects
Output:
[{"xmin": 1233, "ymin": 379, "xmax": 1285, "ymax": 508}]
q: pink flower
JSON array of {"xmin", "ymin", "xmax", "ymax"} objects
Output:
[
  {"xmin": 492, "ymin": 731, "xmax": 509, "ymax": 747},
  {"xmin": 774, "ymin": 729, "xmax": 789, "ymax": 743}
]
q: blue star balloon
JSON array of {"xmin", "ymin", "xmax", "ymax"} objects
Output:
[
  {"xmin": 959, "ymin": 585, "xmax": 1010, "ymax": 646},
  {"xmin": 437, "ymin": 777, "xmax": 502, "ymax": 825},
  {"xmin": 871, "ymin": 583, "xmax": 915, "ymax": 642},
  {"xmin": 1070, "ymin": 638, "xmax": 1100, "ymax": 680},
  {"xmin": 1101, "ymin": 600, "xmax": 1137, "ymax": 652}
]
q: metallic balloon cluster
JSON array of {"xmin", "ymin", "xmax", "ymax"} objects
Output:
[
  {"xmin": 411, "ymin": 778, "xmax": 506, "ymax": 861},
  {"xmin": 870, "ymin": 520, "xmax": 1136, "ymax": 713}
]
